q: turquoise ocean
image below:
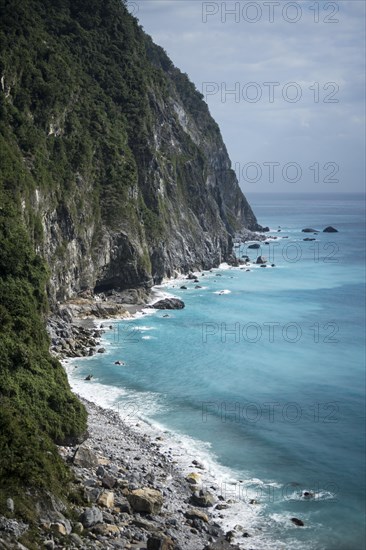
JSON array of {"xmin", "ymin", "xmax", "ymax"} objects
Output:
[{"xmin": 67, "ymin": 193, "xmax": 365, "ymax": 549}]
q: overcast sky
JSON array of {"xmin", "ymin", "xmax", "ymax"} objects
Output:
[{"xmin": 127, "ymin": 0, "xmax": 365, "ymax": 194}]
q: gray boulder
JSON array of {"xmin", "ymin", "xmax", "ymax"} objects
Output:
[
  {"xmin": 190, "ymin": 489, "xmax": 215, "ymax": 508},
  {"xmin": 79, "ymin": 507, "xmax": 103, "ymax": 528},
  {"xmin": 127, "ymin": 487, "xmax": 163, "ymax": 514},
  {"xmin": 149, "ymin": 298, "xmax": 185, "ymax": 310},
  {"xmin": 73, "ymin": 445, "xmax": 98, "ymax": 468},
  {"xmin": 256, "ymin": 256, "xmax": 267, "ymax": 264}
]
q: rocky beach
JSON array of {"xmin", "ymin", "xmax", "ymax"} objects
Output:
[{"xmin": 0, "ymin": 394, "xmax": 249, "ymax": 550}]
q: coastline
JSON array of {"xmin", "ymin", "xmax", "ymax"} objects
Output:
[
  {"xmin": 59, "ymin": 264, "xmax": 294, "ymax": 550},
  {"xmin": 56, "ymin": 395, "xmax": 248, "ymax": 549}
]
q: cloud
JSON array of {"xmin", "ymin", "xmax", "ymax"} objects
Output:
[{"xmin": 131, "ymin": 0, "xmax": 365, "ymax": 193}]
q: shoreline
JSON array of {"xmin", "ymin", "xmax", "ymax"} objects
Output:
[
  {"xmin": 59, "ymin": 265, "xmax": 286, "ymax": 550},
  {"xmin": 54, "ymin": 251, "xmax": 309, "ymax": 550},
  {"xmin": 56, "ymin": 395, "xmax": 249, "ymax": 549}
]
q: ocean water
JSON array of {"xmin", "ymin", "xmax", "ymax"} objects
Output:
[{"xmin": 67, "ymin": 193, "xmax": 365, "ymax": 549}]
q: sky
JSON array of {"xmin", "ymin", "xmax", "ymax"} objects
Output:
[{"xmin": 127, "ymin": 0, "xmax": 365, "ymax": 194}]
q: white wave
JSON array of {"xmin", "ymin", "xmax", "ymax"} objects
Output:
[
  {"xmin": 213, "ymin": 289, "xmax": 231, "ymax": 295},
  {"xmin": 284, "ymin": 489, "xmax": 337, "ymax": 502}
]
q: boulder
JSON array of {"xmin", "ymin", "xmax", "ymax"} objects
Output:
[
  {"xmin": 186, "ymin": 472, "xmax": 201, "ymax": 485},
  {"xmin": 323, "ymin": 226, "xmax": 338, "ymax": 232},
  {"xmin": 256, "ymin": 256, "xmax": 267, "ymax": 264},
  {"xmin": 102, "ymin": 474, "xmax": 117, "ymax": 489},
  {"xmin": 98, "ymin": 491, "xmax": 115, "ymax": 508},
  {"xmin": 6, "ymin": 498, "xmax": 14, "ymax": 513},
  {"xmin": 302, "ymin": 228, "xmax": 318, "ymax": 233},
  {"xmin": 79, "ymin": 507, "xmax": 103, "ymax": 528},
  {"xmin": 227, "ymin": 256, "xmax": 240, "ymax": 267},
  {"xmin": 303, "ymin": 238, "xmax": 315, "ymax": 241},
  {"xmin": 215, "ymin": 503, "xmax": 229, "ymax": 510},
  {"xmin": 190, "ymin": 489, "xmax": 215, "ymax": 508},
  {"xmin": 147, "ymin": 535, "xmax": 175, "ymax": 550},
  {"xmin": 72, "ymin": 522, "xmax": 84, "ymax": 535},
  {"xmin": 92, "ymin": 523, "xmax": 120, "ymax": 536},
  {"xmin": 185, "ymin": 508, "xmax": 209, "ymax": 523},
  {"xmin": 248, "ymin": 243, "xmax": 260, "ymax": 249},
  {"xmin": 73, "ymin": 445, "xmax": 98, "ymax": 468},
  {"xmin": 127, "ymin": 488, "xmax": 164, "ymax": 514},
  {"xmin": 291, "ymin": 517, "xmax": 304, "ymax": 526},
  {"xmin": 203, "ymin": 538, "xmax": 241, "ymax": 549},
  {"xmin": 51, "ymin": 523, "xmax": 68, "ymax": 536},
  {"xmin": 149, "ymin": 298, "xmax": 185, "ymax": 310}
]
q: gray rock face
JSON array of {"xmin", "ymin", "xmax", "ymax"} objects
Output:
[
  {"xmin": 0, "ymin": 517, "xmax": 28, "ymax": 538},
  {"xmin": 7, "ymin": 5, "xmax": 261, "ymax": 304}
]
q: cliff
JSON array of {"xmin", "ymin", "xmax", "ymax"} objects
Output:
[
  {"xmin": 0, "ymin": 0, "xmax": 260, "ymax": 304},
  {"xmin": 0, "ymin": 0, "xmax": 261, "ymax": 530}
]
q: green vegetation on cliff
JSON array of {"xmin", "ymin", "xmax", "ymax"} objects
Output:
[
  {"xmin": 0, "ymin": 184, "xmax": 87, "ymax": 518},
  {"xmin": 0, "ymin": 0, "xmax": 260, "ymax": 524},
  {"xmin": 1, "ymin": 0, "xmax": 259, "ymax": 300}
]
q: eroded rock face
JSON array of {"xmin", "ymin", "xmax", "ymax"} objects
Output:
[{"xmin": 6, "ymin": 3, "xmax": 261, "ymax": 305}]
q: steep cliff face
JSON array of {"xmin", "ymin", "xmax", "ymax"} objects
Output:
[{"xmin": 0, "ymin": 0, "xmax": 260, "ymax": 304}]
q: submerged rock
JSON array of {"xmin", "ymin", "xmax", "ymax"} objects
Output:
[
  {"xmin": 291, "ymin": 517, "xmax": 304, "ymax": 526},
  {"xmin": 248, "ymin": 243, "xmax": 260, "ymax": 249},
  {"xmin": 302, "ymin": 228, "xmax": 318, "ymax": 233},
  {"xmin": 323, "ymin": 226, "xmax": 338, "ymax": 232}
]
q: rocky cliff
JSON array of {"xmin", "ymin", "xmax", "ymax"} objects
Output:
[
  {"xmin": 0, "ymin": 0, "xmax": 264, "ymax": 532},
  {"xmin": 0, "ymin": 0, "xmax": 260, "ymax": 304}
]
